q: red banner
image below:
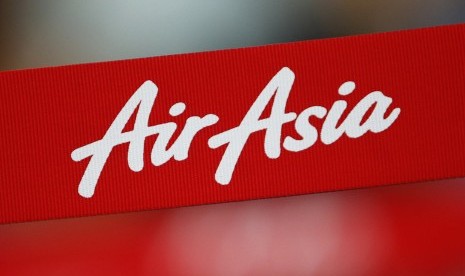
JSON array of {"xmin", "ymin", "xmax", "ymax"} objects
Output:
[{"xmin": 1, "ymin": 24, "xmax": 465, "ymax": 224}]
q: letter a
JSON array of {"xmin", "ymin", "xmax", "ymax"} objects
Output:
[
  {"xmin": 71, "ymin": 81, "xmax": 158, "ymax": 198},
  {"xmin": 208, "ymin": 67, "xmax": 297, "ymax": 185}
]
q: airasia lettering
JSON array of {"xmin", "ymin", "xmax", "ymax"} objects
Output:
[{"xmin": 71, "ymin": 67, "xmax": 400, "ymax": 198}]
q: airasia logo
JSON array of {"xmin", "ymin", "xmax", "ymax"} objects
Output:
[{"xmin": 71, "ymin": 67, "xmax": 400, "ymax": 198}]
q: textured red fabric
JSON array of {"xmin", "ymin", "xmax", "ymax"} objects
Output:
[{"xmin": 1, "ymin": 24, "xmax": 464, "ymax": 223}]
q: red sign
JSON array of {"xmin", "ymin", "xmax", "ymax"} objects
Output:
[{"xmin": 1, "ymin": 24, "xmax": 465, "ymax": 223}]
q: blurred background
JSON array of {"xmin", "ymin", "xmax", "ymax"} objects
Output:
[
  {"xmin": 1, "ymin": 0, "xmax": 465, "ymax": 70},
  {"xmin": 1, "ymin": 1, "xmax": 465, "ymax": 275}
]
